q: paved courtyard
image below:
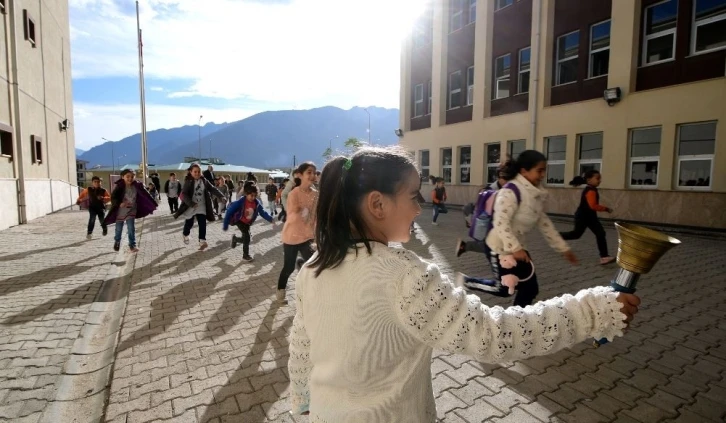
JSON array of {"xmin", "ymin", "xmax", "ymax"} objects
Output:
[{"xmin": 1, "ymin": 199, "xmax": 725, "ymax": 423}]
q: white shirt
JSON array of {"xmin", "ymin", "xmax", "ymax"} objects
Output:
[{"xmin": 288, "ymin": 243, "xmax": 626, "ymax": 422}]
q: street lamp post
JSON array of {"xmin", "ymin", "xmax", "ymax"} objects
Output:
[
  {"xmin": 116, "ymin": 154, "xmax": 126, "ymax": 171},
  {"xmin": 103, "ymin": 137, "xmax": 113, "ymax": 174},
  {"xmin": 363, "ymin": 108, "xmax": 371, "ymax": 143},
  {"xmin": 209, "ymin": 138, "xmax": 213, "ymax": 163},
  {"xmin": 329, "ymin": 135, "xmax": 338, "ymax": 150},
  {"xmin": 198, "ymin": 115, "xmax": 203, "ymax": 162}
]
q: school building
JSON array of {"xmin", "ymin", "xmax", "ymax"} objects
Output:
[
  {"xmin": 0, "ymin": 0, "xmax": 77, "ymax": 230},
  {"xmin": 399, "ymin": 0, "xmax": 726, "ymax": 229}
]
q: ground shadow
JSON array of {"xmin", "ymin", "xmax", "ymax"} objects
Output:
[{"xmin": 0, "ymin": 239, "xmax": 90, "ymax": 263}]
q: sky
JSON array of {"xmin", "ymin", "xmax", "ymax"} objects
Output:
[{"xmin": 70, "ymin": 0, "xmax": 424, "ymax": 150}]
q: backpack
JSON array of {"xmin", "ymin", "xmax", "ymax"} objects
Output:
[{"xmin": 469, "ymin": 183, "xmax": 521, "ymax": 241}]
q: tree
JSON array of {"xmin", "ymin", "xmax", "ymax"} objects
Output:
[
  {"xmin": 322, "ymin": 147, "xmax": 333, "ymax": 160},
  {"xmin": 344, "ymin": 137, "xmax": 363, "ymax": 152}
]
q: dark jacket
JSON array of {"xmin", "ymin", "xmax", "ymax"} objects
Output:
[
  {"xmin": 222, "ymin": 197, "xmax": 273, "ymax": 230},
  {"xmin": 164, "ymin": 180, "xmax": 182, "ymax": 196},
  {"xmin": 173, "ymin": 177, "xmax": 224, "ymax": 222},
  {"xmin": 203, "ymin": 169, "xmax": 215, "ymax": 184},
  {"xmin": 104, "ymin": 180, "xmax": 158, "ymax": 224},
  {"xmin": 151, "ymin": 175, "xmax": 161, "ymax": 191}
]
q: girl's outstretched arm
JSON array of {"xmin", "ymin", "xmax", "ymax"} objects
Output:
[{"xmin": 393, "ymin": 251, "xmax": 627, "ymax": 362}]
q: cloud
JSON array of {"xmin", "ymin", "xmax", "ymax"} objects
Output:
[
  {"xmin": 72, "ymin": 102, "xmax": 259, "ymax": 150},
  {"xmin": 149, "ymin": 86, "xmax": 164, "ymax": 91},
  {"xmin": 69, "ymin": 0, "xmax": 424, "ymax": 108}
]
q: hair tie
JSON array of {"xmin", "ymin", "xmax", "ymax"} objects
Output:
[{"xmin": 342, "ymin": 158, "xmax": 353, "ymax": 171}]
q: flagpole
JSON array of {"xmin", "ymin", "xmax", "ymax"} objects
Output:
[{"xmin": 136, "ymin": 1, "xmax": 148, "ymax": 184}]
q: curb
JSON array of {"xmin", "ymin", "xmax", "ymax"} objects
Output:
[{"xmin": 38, "ymin": 219, "xmax": 146, "ymax": 423}]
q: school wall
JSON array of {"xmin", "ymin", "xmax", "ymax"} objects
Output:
[{"xmin": 0, "ymin": 179, "xmax": 19, "ymax": 229}]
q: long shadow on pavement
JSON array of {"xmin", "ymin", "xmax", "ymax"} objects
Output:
[{"xmin": 0, "ymin": 239, "xmax": 90, "ymax": 263}]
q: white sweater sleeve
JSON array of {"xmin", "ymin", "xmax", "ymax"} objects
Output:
[
  {"xmin": 288, "ymin": 288, "xmax": 311, "ymax": 415},
  {"xmin": 393, "ymin": 251, "xmax": 627, "ymax": 362}
]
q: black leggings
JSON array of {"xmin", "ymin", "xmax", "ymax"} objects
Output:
[
  {"xmin": 463, "ymin": 248, "xmax": 539, "ymax": 307},
  {"xmin": 560, "ymin": 213, "xmax": 609, "ymax": 258},
  {"xmin": 278, "ymin": 241, "xmax": 314, "ymax": 290}
]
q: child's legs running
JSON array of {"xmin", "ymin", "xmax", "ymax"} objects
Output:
[
  {"xmin": 513, "ymin": 273, "xmax": 539, "ymax": 307},
  {"xmin": 126, "ymin": 219, "xmax": 136, "ymax": 247},
  {"xmin": 587, "ymin": 218, "xmax": 610, "ymax": 257},
  {"xmin": 300, "ymin": 240, "xmax": 314, "ymax": 262},
  {"xmin": 98, "ymin": 209, "xmax": 107, "ymax": 230},
  {"xmin": 167, "ymin": 197, "xmax": 175, "ymax": 212},
  {"xmin": 278, "ymin": 243, "xmax": 302, "ymax": 290},
  {"xmin": 560, "ymin": 214, "xmax": 588, "ymax": 240},
  {"xmin": 196, "ymin": 215, "xmax": 207, "ymax": 241},
  {"xmin": 87, "ymin": 210, "xmax": 97, "ymax": 234},
  {"xmin": 114, "ymin": 221, "xmax": 124, "ymax": 242},
  {"xmin": 182, "ymin": 217, "xmax": 195, "ymax": 237},
  {"xmin": 432, "ymin": 205, "xmax": 440, "ymax": 222},
  {"xmin": 238, "ymin": 223, "xmax": 251, "ymax": 256}
]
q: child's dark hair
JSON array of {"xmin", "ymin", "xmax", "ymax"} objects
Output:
[
  {"xmin": 309, "ymin": 146, "xmax": 417, "ymax": 277},
  {"xmin": 169, "ymin": 172, "xmax": 176, "ymax": 177},
  {"xmin": 188, "ymin": 163, "xmax": 201, "ymax": 172},
  {"xmin": 243, "ymin": 180, "xmax": 256, "ymax": 191},
  {"xmin": 120, "ymin": 169, "xmax": 134, "ymax": 177},
  {"xmin": 569, "ymin": 169, "xmax": 600, "ymax": 186},
  {"xmin": 244, "ymin": 183, "xmax": 259, "ymax": 195},
  {"xmin": 499, "ymin": 150, "xmax": 547, "ymax": 181},
  {"xmin": 91, "ymin": 176, "xmax": 101, "ymax": 182},
  {"xmin": 296, "ymin": 161, "xmax": 317, "ymax": 175}
]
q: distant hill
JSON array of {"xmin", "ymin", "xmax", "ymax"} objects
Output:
[
  {"xmin": 75, "ymin": 148, "xmax": 85, "ymax": 156},
  {"xmin": 79, "ymin": 106, "xmax": 400, "ymax": 168}
]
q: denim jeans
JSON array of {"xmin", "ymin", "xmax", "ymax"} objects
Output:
[
  {"xmin": 114, "ymin": 219, "xmax": 136, "ymax": 247},
  {"xmin": 267, "ymin": 200, "xmax": 276, "ymax": 215},
  {"xmin": 87, "ymin": 208, "xmax": 106, "ymax": 234},
  {"xmin": 432, "ymin": 204, "xmax": 447, "ymax": 222}
]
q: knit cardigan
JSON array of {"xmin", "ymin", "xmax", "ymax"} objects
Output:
[{"xmin": 288, "ymin": 243, "xmax": 627, "ymax": 422}]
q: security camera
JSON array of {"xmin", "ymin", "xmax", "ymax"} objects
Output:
[
  {"xmin": 394, "ymin": 129, "xmax": 403, "ymax": 138},
  {"xmin": 59, "ymin": 119, "xmax": 70, "ymax": 132}
]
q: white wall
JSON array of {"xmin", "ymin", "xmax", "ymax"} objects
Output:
[
  {"xmin": 51, "ymin": 179, "xmax": 76, "ymax": 211},
  {"xmin": 24, "ymin": 179, "xmax": 52, "ymax": 222},
  {"xmin": 0, "ymin": 179, "xmax": 19, "ymax": 230}
]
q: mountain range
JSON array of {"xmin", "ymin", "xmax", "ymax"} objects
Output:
[{"xmin": 77, "ymin": 106, "xmax": 401, "ymax": 169}]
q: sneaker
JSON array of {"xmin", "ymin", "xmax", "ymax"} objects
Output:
[
  {"xmin": 129, "ymin": 246, "xmax": 139, "ymax": 253},
  {"xmin": 276, "ymin": 289, "xmax": 288, "ymax": 305},
  {"xmin": 432, "ymin": 222, "xmax": 438, "ymax": 226},
  {"xmin": 86, "ymin": 233, "xmax": 92, "ymax": 240},
  {"xmin": 455, "ymin": 239, "xmax": 466, "ymax": 258},
  {"xmin": 113, "ymin": 241, "xmax": 120, "ymax": 252},
  {"xmin": 102, "ymin": 227, "xmax": 108, "ymax": 236},
  {"xmin": 600, "ymin": 256, "xmax": 616, "ymax": 265},
  {"xmin": 242, "ymin": 255, "xmax": 254, "ymax": 262},
  {"xmin": 198, "ymin": 241, "xmax": 208, "ymax": 251},
  {"xmin": 183, "ymin": 235, "xmax": 190, "ymax": 245},
  {"xmin": 231, "ymin": 235, "xmax": 238, "ymax": 249}
]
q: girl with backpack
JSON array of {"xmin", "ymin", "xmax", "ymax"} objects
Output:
[
  {"xmin": 559, "ymin": 170, "xmax": 615, "ymax": 265},
  {"xmin": 454, "ymin": 150, "xmax": 578, "ymax": 307}
]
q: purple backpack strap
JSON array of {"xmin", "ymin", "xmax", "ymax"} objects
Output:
[{"xmin": 502, "ymin": 182, "xmax": 521, "ymax": 204}]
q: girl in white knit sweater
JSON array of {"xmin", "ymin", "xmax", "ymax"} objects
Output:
[{"xmin": 288, "ymin": 147, "xmax": 640, "ymax": 422}]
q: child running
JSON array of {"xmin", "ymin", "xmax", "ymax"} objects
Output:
[
  {"xmin": 104, "ymin": 169, "xmax": 157, "ymax": 252},
  {"xmin": 431, "ymin": 177, "xmax": 447, "ymax": 225},
  {"xmin": 222, "ymin": 183, "xmax": 276, "ymax": 261},
  {"xmin": 76, "ymin": 176, "xmax": 110, "ymax": 239},
  {"xmin": 287, "ymin": 146, "xmax": 639, "ymax": 421},
  {"xmin": 175, "ymin": 164, "xmax": 224, "ymax": 251},
  {"xmin": 560, "ymin": 170, "xmax": 616, "ymax": 265},
  {"xmin": 164, "ymin": 173, "xmax": 182, "ymax": 213},
  {"xmin": 277, "ymin": 162, "xmax": 317, "ymax": 305}
]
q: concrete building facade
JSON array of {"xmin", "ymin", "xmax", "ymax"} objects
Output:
[
  {"xmin": 400, "ymin": 0, "xmax": 726, "ymax": 229},
  {"xmin": 0, "ymin": 0, "xmax": 76, "ymax": 230}
]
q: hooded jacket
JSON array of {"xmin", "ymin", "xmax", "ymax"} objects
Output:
[{"xmin": 104, "ymin": 180, "xmax": 158, "ymax": 224}]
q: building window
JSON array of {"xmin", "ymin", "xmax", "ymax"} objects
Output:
[
  {"xmin": 448, "ymin": 70, "xmax": 462, "ymax": 109},
  {"xmin": 495, "ymin": 0, "xmax": 513, "ymax": 11},
  {"xmin": 556, "ymin": 31, "xmax": 579, "ymax": 85},
  {"xmin": 420, "ymin": 150, "xmax": 430, "ymax": 179},
  {"xmin": 0, "ymin": 124, "xmax": 12, "ymax": 158},
  {"xmin": 31, "ymin": 135, "xmax": 43, "ymax": 164},
  {"xmin": 692, "ymin": 0, "xmax": 726, "ymax": 54},
  {"xmin": 414, "ymin": 84, "xmax": 425, "ymax": 118},
  {"xmin": 466, "ymin": 66, "xmax": 475, "ymax": 106},
  {"xmin": 494, "ymin": 54, "xmax": 511, "ymax": 99},
  {"xmin": 677, "ymin": 121, "xmax": 716, "ymax": 189},
  {"xmin": 459, "ymin": 146, "xmax": 471, "ymax": 183},
  {"xmin": 577, "ymin": 132, "xmax": 603, "ymax": 176},
  {"xmin": 450, "ymin": 0, "xmax": 463, "ymax": 33},
  {"xmin": 508, "ymin": 139, "xmax": 526, "ymax": 159},
  {"xmin": 629, "ymin": 127, "xmax": 661, "ymax": 188},
  {"xmin": 545, "ymin": 136, "xmax": 566, "ymax": 185},
  {"xmin": 23, "ymin": 10, "xmax": 37, "ymax": 47},
  {"xmin": 518, "ymin": 47, "xmax": 531, "ymax": 94},
  {"xmin": 589, "ymin": 20, "xmax": 611, "ymax": 78},
  {"xmin": 485, "ymin": 143, "xmax": 501, "ymax": 184},
  {"xmin": 427, "ymin": 80, "xmax": 432, "ymax": 115},
  {"xmin": 643, "ymin": 0, "xmax": 678, "ymax": 65},
  {"xmin": 468, "ymin": 0, "xmax": 476, "ymax": 24},
  {"xmin": 442, "ymin": 148, "xmax": 453, "ymax": 183}
]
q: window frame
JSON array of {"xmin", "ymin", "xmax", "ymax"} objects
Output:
[
  {"xmin": 577, "ymin": 132, "xmax": 604, "ymax": 177},
  {"xmin": 427, "ymin": 80, "xmax": 432, "ymax": 115},
  {"xmin": 0, "ymin": 122, "xmax": 13, "ymax": 159},
  {"xmin": 545, "ymin": 136, "xmax": 567, "ymax": 187},
  {"xmin": 493, "ymin": 53, "xmax": 511, "ymax": 99},
  {"xmin": 507, "ymin": 139, "xmax": 526, "ymax": 159},
  {"xmin": 419, "ymin": 150, "xmax": 430, "ymax": 179},
  {"xmin": 31, "ymin": 135, "xmax": 43, "ymax": 164},
  {"xmin": 642, "ymin": 0, "xmax": 678, "ymax": 66},
  {"xmin": 441, "ymin": 148, "xmax": 453, "ymax": 183},
  {"xmin": 588, "ymin": 19, "xmax": 611, "ymax": 78},
  {"xmin": 466, "ymin": 65, "xmax": 475, "ymax": 106},
  {"xmin": 468, "ymin": 0, "xmax": 476, "ymax": 25},
  {"xmin": 485, "ymin": 143, "xmax": 501, "ymax": 184},
  {"xmin": 495, "ymin": 0, "xmax": 513, "ymax": 12},
  {"xmin": 518, "ymin": 47, "xmax": 531, "ymax": 94},
  {"xmin": 23, "ymin": 10, "xmax": 38, "ymax": 48},
  {"xmin": 450, "ymin": 0, "xmax": 464, "ymax": 33},
  {"xmin": 413, "ymin": 83, "xmax": 425, "ymax": 118},
  {"xmin": 459, "ymin": 146, "xmax": 472, "ymax": 184},
  {"xmin": 556, "ymin": 30, "xmax": 580, "ymax": 86},
  {"xmin": 448, "ymin": 70, "xmax": 462, "ymax": 110},
  {"xmin": 675, "ymin": 121, "xmax": 716, "ymax": 191},
  {"xmin": 690, "ymin": 0, "xmax": 726, "ymax": 55},
  {"xmin": 628, "ymin": 126, "xmax": 662, "ymax": 189}
]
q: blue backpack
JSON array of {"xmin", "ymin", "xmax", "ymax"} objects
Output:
[{"xmin": 468, "ymin": 183, "xmax": 521, "ymax": 241}]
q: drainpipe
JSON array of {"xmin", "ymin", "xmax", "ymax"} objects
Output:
[
  {"xmin": 529, "ymin": 0, "xmax": 543, "ymax": 149},
  {"xmin": 6, "ymin": 2, "xmax": 27, "ymax": 224}
]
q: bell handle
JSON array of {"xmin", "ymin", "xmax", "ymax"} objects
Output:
[{"xmin": 593, "ymin": 281, "xmax": 637, "ymax": 347}]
